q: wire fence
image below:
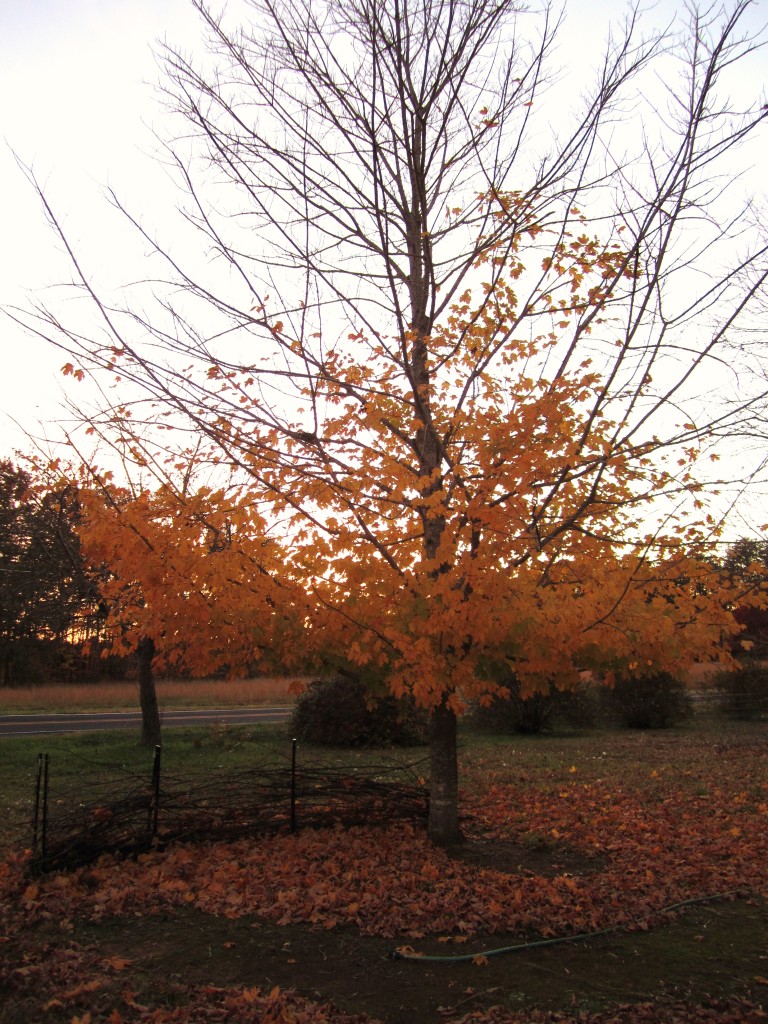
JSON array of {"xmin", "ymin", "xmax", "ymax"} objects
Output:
[
  {"xmin": 29, "ymin": 740, "xmax": 430, "ymax": 875},
  {"xmin": 690, "ymin": 687, "xmax": 768, "ymax": 718}
]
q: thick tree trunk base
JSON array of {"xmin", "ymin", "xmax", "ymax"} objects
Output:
[{"xmin": 428, "ymin": 699, "xmax": 462, "ymax": 847}]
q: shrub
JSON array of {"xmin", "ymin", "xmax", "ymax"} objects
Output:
[
  {"xmin": 470, "ymin": 678, "xmax": 597, "ymax": 735},
  {"xmin": 556, "ymin": 684, "xmax": 600, "ymax": 730},
  {"xmin": 289, "ymin": 675, "xmax": 430, "ymax": 747},
  {"xmin": 715, "ymin": 663, "xmax": 768, "ymax": 720},
  {"xmin": 601, "ymin": 672, "xmax": 693, "ymax": 729},
  {"xmin": 470, "ymin": 687, "xmax": 554, "ymax": 735}
]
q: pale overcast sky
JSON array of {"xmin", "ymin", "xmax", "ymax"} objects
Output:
[
  {"xmin": 0, "ymin": 0, "xmax": 194, "ymax": 455},
  {"xmin": 0, "ymin": 0, "xmax": 765, "ymax": 468}
]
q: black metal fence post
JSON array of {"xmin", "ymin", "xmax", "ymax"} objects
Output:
[
  {"xmin": 290, "ymin": 738, "xmax": 297, "ymax": 833},
  {"xmin": 41, "ymin": 753, "xmax": 49, "ymax": 869},
  {"xmin": 32, "ymin": 753, "xmax": 43, "ymax": 862}
]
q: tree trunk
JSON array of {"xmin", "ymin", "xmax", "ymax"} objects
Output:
[
  {"xmin": 428, "ymin": 698, "xmax": 461, "ymax": 846},
  {"xmin": 137, "ymin": 635, "xmax": 161, "ymax": 748}
]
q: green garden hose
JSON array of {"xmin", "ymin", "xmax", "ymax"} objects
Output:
[{"xmin": 389, "ymin": 888, "xmax": 753, "ymax": 962}]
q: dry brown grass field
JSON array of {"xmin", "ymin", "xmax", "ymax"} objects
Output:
[
  {"xmin": 0, "ymin": 676, "xmax": 303, "ymax": 714},
  {"xmin": 0, "ymin": 666, "xmax": 728, "ymax": 714}
]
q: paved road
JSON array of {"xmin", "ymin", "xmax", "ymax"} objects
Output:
[{"xmin": 0, "ymin": 706, "xmax": 292, "ymax": 738}]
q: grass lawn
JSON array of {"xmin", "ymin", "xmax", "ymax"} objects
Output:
[{"xmin": 2, "ymin": 716, "xmax": 768, "ymax": 1023}]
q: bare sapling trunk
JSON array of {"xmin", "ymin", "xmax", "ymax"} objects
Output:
[{"xmin": 137, "ymin": 635, "xmax": 161, "ymax": 748}]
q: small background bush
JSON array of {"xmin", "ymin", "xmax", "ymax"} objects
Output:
[
  {"xmin": 600, "ymin": 672, "xmax": 693, "ymax": 729},
  {"xmin": 469, "ymin": 679, "xmax": 597, "ymax": 735},
  {"xmin": 289, "ymin": 676, "xmax": 430, "ymax": 746},
  {"xmin": 715, "ymin": 663, "xmax": 768, "ymax": 720}
]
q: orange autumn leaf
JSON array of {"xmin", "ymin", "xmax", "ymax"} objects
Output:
[
  {"xmin": 103, "ymin": 956, "xmax": 132, "ymax": 972},
  {"xmin": 62, "ymin": 979, "xmax": 102, "ymax": 999}
]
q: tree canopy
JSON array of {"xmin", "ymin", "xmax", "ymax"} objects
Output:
[{"xmin": 74, "ymin": 471, "xmax": 302, "ymax": 680}]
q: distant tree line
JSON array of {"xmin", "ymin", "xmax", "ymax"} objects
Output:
[
  {"xmin": 718, "ymin": 537, "xmax": 768, "ymax": 658},
  {"xmin": 0, "ymin": 459, "xmax": 115, "ymax": 686}
]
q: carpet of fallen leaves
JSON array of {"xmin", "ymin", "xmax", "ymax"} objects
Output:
[{"xmin": 3, "ymin": 727, "xmax": 768, "ymax": 1023}]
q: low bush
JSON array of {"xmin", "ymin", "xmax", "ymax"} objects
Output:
[
  {"xmin": 470, "ymin": 687, "xmax": 554, "ymax": 735},
  {"xmin": 601, "ymin": 672, "xmax": 693, "ymax": 729},
  {"xmin": 469, "ymin": 679, "xmax": 597, "ymax": 735},
  {"xmin": 715, "ymin": 663, "xmax": 768, "ymax": 720},
  {"xmin": 289, "ymin": 675, "xmax": 430, "ymax": 746}
]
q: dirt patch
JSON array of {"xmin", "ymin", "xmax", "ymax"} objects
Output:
[
  {"xmin": 4, "ymin": 895, "xmax": 767, "ymax": 1024},
  {"xmin": 95, "ymin": 896, "xmax": 768, "ymax": 1021}
]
